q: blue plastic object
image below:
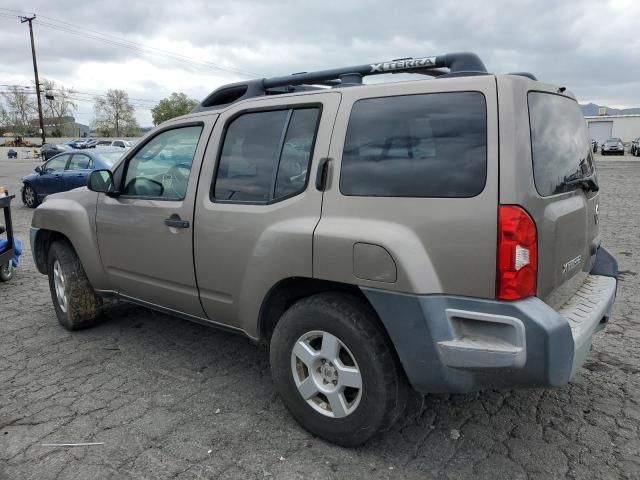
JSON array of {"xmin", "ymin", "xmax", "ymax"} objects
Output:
[{"xmin": 0, "ymin": 238, "xmax": 22, "ymax": 267}]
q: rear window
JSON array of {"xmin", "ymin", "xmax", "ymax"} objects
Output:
[
  {"xmin": 339, "ymin": 92, "xmax": 487, "ymax": 197},
  {"xmin": 528, "ymin": 92, "xmax": 596, "ymax": 197}
]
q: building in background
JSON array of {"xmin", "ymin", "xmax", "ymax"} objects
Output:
[
  {"xmin": 586, "ymin": 108, "xmax": 640, "ymax": 145},
  {"xmin": 28, "ymin": 116, "xmax": 90, "ymax": 137}
]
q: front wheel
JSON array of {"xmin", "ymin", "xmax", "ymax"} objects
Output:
[
  {"xmin": 0, "ymin": 262, "xmax": 13, "ymax": 282},
  {"xmin": 47, "ymin": 240, "xmax": 103, "ymax": 330},
  {"xmin": 22, "ymin": 184, "xmax": 39, "ymax": 208},
  {"xmin": 270, "ymin": 293, "xmax": 408, "ymax": 447}
]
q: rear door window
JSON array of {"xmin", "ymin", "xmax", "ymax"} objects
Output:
[
  {"xmin": 339, "ymin": 92, "xmax": 487, "ymax": 197},
  {"xmin": 67, "ymin": 154, "xmax": 92, "ymax": 170},
  {"xmin": 213, "ymin": 107, "xmax": 320, "ymax": 203},
  {"xmin": 528, "ymin": 92, "xmax": 596, "ymax": 196}
]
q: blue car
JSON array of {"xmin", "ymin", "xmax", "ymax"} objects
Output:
[
  {"xmin": 65, "ymin": 139, "xmax": 83, "ymax": 149},
  {"xmin": 21, "ymin": 149, "xmax": 124, "ymax": 208}
]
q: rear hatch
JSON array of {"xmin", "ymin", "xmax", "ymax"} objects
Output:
[
  {"xmin": 498, "ymin": 77, "xmax": 599, "ymax": 309},
  {"xmin": 527, "ymin": 91, "xmax": 600, "ymax": 307}
]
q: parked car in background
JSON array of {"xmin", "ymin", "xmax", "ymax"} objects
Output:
[
  {"xmin": 631, "ymin": 137, "xmax": 640, "ymax": 157},
  {"xmin": 21, "ymin": 148, "xmax": 124, "ymax": 208},
  {"xmin": 7, "ymin": 149, "xmax": 18, "ymax": 159},
  {"xmin": 40, "ymin": 143, "xmax": 67, "ymax": 161},
  {"xmin": 95, "ymin": 139, "xmax": 132, "ymax": 149},
  {"xmin": 64, "ymin": 139, "xmax": 84, "ymax": 149},
  {"xmin": 83, "ymin": 139, "xmax": 98, "ymax": 148},
  {"xmin": 601, "ymin": 138, "xmax": 624, "ymax": 155}
]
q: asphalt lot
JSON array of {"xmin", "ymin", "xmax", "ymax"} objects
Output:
[{"xmin": 1, "ymin": 154, "xmax": 639, "ymax": 479}]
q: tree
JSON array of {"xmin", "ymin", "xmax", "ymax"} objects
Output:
[
  {"xmin": 151, "ymin": 92, "xmax": 198, "ymax": 125},
  {"xmin": 93, "ymin": 89, "xmax": 139, "ymax": 137},
  {"xmin": 0, "ymin": 104, "xmax": 9, "ymax": 136},
  {"xmin": 41, "ymin": 79, "xmax": 77, "ymax": 136},
  {"xmin": 1, "ymin": 86, "xmax": 36, "ymax": 136}
]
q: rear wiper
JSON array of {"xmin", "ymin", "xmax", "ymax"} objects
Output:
[{"xmin": 559, "ymin": 174, "xmax": 599, "ymax": 193}]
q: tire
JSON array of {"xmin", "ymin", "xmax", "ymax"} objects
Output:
[
  {"xmin": 0, "ymin": 262, "xmax": 13, "ymax": 282},
  {"xmin": 22, "ymin": 184, "xmax": 39, "ymax": 208},
  {"xmin": 47, "ymin": 240, "xmax": 103, "ymax": 330},
  {"xmin": 270, "ymin": 292, "xmax": 408, "ymax": 447}
]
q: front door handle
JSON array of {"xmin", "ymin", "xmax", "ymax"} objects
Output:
[{"xmin": 164, "ymin": 216, "xmax": 190, "ymax": 229}]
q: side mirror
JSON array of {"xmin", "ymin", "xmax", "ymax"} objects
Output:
[
  {"xmin": 88, "ymin": 169, "xmax": 117, "ymax": 195},
  {"xmin": 34, "ymin": 166, "xmax": 42, "ymax": 174}
]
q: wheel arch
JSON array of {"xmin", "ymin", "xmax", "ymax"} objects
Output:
[
  {"xmin": 32, "ymin": 229, "xmax": 73, "ymax": 275},
  {"xmin": 257, "ymin": 278, "xmax": 404, "ymax": 370}
]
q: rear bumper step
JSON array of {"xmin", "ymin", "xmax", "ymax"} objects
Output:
[{"xmin": 362, "ymin": 273, "xmax": 616, "ymax": 394}]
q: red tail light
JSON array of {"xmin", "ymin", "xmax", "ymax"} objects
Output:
[{"xmin": 497, "ymin": 205, "xmax": 537, "ymax": 300}]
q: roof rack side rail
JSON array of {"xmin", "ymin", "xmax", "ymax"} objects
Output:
[
  {"xmin": 193, "ymin": 52, "xmax": 489, "ymax": 111},
  {"xmin": 261, "ymin": 51, "xmax": 487, "ymax": 89}
]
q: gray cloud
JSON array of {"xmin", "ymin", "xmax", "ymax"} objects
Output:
[{"xmin": 1, "ymin": 0, "xmax": 638, "ymax": 127}]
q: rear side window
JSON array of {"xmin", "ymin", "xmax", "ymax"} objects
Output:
[
  {"xmin": 339, "ymin": 92, "xmax": 487, "ymax": 197},
  {"xmin": 528, "ymin": 92, "xmax": 596, "ymax": 197},
  {"xmin": 68, "ymin": 154, "xmax": 91, "ymax": 170},
  {"xmin": 214, "ymin": 108, "xmax": 320, "ymax": 203}
]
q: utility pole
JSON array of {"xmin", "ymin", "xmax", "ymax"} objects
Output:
[{"xmin": 20, "ymin": 15, "xmax": 46, "ymax": 146}]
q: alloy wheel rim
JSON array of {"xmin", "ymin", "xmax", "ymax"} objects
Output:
[
  {"xmin": 24, "ymin": 187, "xmax": 34, "ymax": 206},
  {"xmin": 53, "ymin": 260, "xmax": 67, "ymax": 313},
  {"xmin": 290, "ymin": 330, "xmax": 363, "ymax": 418}
]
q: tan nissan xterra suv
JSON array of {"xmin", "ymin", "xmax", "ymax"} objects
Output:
[{"xmin": 30, "ymin": 52, "xmax": 618, "ymax": 446}]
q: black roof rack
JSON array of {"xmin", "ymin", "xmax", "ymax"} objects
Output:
[{"xmin": 193, "ymin": 52, "xmax": 504, "ymax": 112}]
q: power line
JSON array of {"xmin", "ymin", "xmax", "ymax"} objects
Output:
[
  {"xmin": 0, "ymin": 7, "xmax": 258, "ymax": 77},
  {"xmin": 0, "ymin": 83, "xmax": 162, "ymax": 105}
]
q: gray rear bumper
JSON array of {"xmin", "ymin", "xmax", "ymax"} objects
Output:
[{"xmin": 362, "ymin": 273, "xmax": 616, "ymax": 394}]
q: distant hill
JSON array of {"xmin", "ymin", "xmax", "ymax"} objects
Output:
[{"xmin": 580, "ymin": 103, "xmax": 640, "ymax": 116}]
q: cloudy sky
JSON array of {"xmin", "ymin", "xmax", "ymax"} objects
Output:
[{"xmin": 1, "ymin": 0, "xmax": 639, "ymax": 128}]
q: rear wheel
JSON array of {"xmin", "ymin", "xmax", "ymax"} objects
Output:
[
  {"xmin": 22, "ymin": 184, "xmax": 39, "ymax": 208},
  {"xmin": 47, "ymin": 240, "xmax": 103, "ymax": 330},
  {"xmin": 0, "ymin": 262, "xmax": 13, "ymax": 282},
  {"xmin": 270, "ymin": 292, "xmax": 408, "ymax": 447}
]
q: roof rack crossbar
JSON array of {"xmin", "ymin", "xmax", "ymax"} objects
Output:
[{"xmin": 194, "ymin": 52, "xmax": 488, "ymax": 111}]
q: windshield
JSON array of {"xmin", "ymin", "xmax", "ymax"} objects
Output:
[
  {"xmin": 98, "ymin": 152, "xmax": 124, "ymax": 167},
  {"xmin": 528, "ymin": 92, "xmax": 596, "ymax": 196}
]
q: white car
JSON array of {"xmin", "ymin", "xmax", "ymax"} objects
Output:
[{"xmin": 95, "ymin": 139, "xmax": 132, "ymax": 149}]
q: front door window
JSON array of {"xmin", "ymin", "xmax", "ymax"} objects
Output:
[{"xmin": 123, "ymin": 126, "xmax": 203, "ymax": 200}]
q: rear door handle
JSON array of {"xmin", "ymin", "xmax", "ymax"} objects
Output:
[
  {"xmin": 315, "ymin": 157, "xmax": 332, "ymax": 191},
  {"xmin": 164, "ymin": 216, "xmax": 190, "ymax": 229}
]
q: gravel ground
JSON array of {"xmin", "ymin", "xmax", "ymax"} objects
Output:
[{"xmin": 0, "ymin": 155, "xmax": 639, "ymax": 479}]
